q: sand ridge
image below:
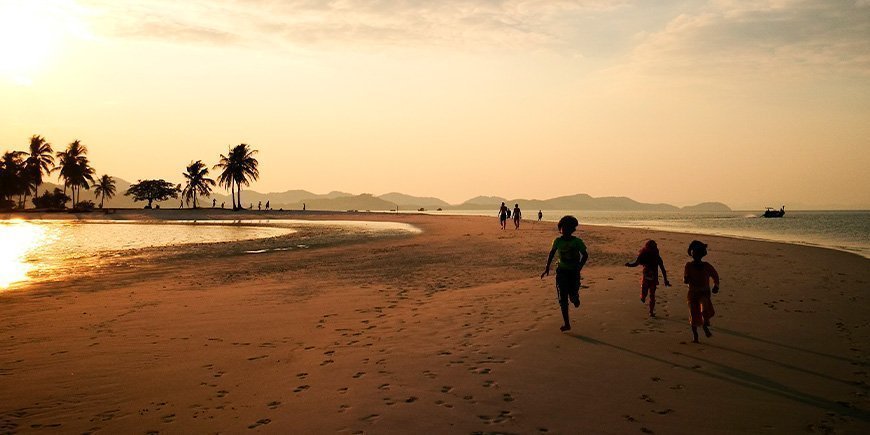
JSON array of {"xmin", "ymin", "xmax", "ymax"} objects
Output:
[{"xmin": 0, "ymin": 212, "xmax": 868, "ymax": 433}]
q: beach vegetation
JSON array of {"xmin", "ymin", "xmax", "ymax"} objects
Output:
[
  {"xmin": 73, "ymin": 200, "xmax": 95, "ymax": 212},
  {"xmin": 182, "ymin": 160, "xmax": 216, "ymax": 209},
  {"xmin": 93, "ymin": 174, "xmax": 116, "ymax": 209},
  {"xmin": 32, "ymin": 188, "xmax": 71, "ymax": 210},
  {"xmin": 0, "ymin": 151, "xmax": 28, "ymax": 209},
  {"xmin": 125, "ymin": 179, "xmax": 181, "ymax": 209},
  {"xmin": 53, "ymin": 140, "xmax": 96, "ymax": 210},
  {"xmin": 214, "ymin": 143, "xmax": 259, "ymax": 210},
  {"xmin": 22, "ymin": 135, "xmax": 54, "ymax": 210}
]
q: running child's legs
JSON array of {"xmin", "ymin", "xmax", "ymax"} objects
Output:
[
  {"xmin": 641, "ymin": 280, "xmax": 656, "ymax": 315},
  {"xmin": 556, "ymin": 270, "xmax": 580, "ymax": 331}
]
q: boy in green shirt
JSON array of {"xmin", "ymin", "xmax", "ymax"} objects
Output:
[{"xmin": 541, "ymin": 215, "xmax": 589, "ymax": 332}]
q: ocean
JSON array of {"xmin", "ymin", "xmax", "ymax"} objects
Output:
[{"xmin": 435, "ymin": 209, "xmax": 870, "ymax": 259}]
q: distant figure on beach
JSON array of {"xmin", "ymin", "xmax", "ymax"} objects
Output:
[
  {"xmin": 541, "ymin": 216, "xmax": 588, "ymax": 332},
  {"xmin": 179, "ymin": 199, "xmax": 184, "ymax": 209},
  {"xmin": 258, "ymin": 201, "xmax": 262, "ymax": 210},
  {"xmin": 498, "ymin": 202, "xmax": 509, "ymax": 230},
  {"xmin": 249, "ymin": 203, "xmax": 253, "ymax": 209},
  {"xmin": 538, "ymin": 210, "xmax": 543, "ymax": 221},
  {"xmin": 212, "ymin": 198, "xmax": 216, "ymax": 208},
  {"xmin": 303, "ymin": 203, "xmax": 306, "ymax": 211},
  {"xmin": 265, "ymin": 200, "xmax": 270, "ymax": 210},
  {"xmin": 684, "ymin": 240, "xmax": 720, "ymax": 343},
  {"xmin": 625, "ymin": 240, "xmax": 671, "ymax": 317},
  {"xmin": 221, "ymin": 202, "xmax": 225, "ymax": 209},
  {"xmin": 513, "ymin": 204, "xmax": 522, "ymax": 229}
]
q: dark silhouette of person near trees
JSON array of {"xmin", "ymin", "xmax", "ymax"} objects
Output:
[
  {"xmin": 221, "ymin": 202, "xmax": 225, "ymax": 209},
  {"xmin": 265, "ymin": 200, "xmax": 269, "ymax": 210},
  {"xmin": 513, "ymin": 203, "xmax": 522, "ymax": 229},
  {"xmin": 541, "ymin": 216, "xmax": 588, "ymax": 332},
  {"xmin": 625, "ymin": 240, "xmax": 671, "ymax": 317},
  {"xmin": 212, "ymin": 198, "xmax": 216, "ymax": 208},
  {"xmin": 498, "ymin": 202, "xmax": 509, "ymax": 230},
  {"xmin": 684, "ymin": 240, "xmax": 720, "ymax": 343},
  {"xmin": 538, "ymin": 210, "xmax": 543, "ymax": 221}
]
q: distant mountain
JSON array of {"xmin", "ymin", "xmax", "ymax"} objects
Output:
[
  {"xmin": 680, "ymin": 202, "xmax": 732, "ymax": 212},
  {"xmin": 460, "ymin": 195, "xmax": 508, "ymax": 207},
  {"xmin": 289, "ymin": 194, "xmax": 396, "ymax": 211},
  {"xmin": 378, "ymin": 192, "xmax": 450, "ymax": 209},
  {"xmin": 27, "ymin": 180, "xmax": 730, "ymax": 213}
]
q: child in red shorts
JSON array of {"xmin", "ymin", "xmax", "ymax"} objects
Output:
[
  {"xmin": 684, "ymin": 240, "xmax": 720, "ymax": 343},
  {"xmin": 625, "ymin": 240, "xmax": 670, "ymax": 317}
]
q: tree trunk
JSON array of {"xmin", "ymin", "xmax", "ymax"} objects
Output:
[{"xmin": 237, "ymin": 182, "xmax": 242, "ymax": 210}]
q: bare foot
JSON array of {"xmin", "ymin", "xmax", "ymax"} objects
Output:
[{"xmin": 560, "ymin": 325, "xmax": 571, "ymax": 332}]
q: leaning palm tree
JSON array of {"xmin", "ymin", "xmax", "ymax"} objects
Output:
[
  {"xmin": 214, "ymin": 151, "xmax": 236, "ymax": 209},
  {"xmin": 182, "ymin": 160, "xmax": 215, "ymax": 209},
  {"xmin": 93, "ymin": 174, "xmax": 116, "ymax": 208},
  {"xmin": 23, "ymin": 135, "xmax": 54, "ymax": 209},
  {"xmin": 214, "ymin": 144, "xmax": 258, "ymax": 210},
  {"xmin": 53, "ymin": 140, "xmax": 95, "ymax": 207}
]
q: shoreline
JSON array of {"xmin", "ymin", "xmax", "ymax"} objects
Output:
[
  {"xmin": 1, "ymin": 213, "xmax": 868, "ymax": 433},
  {"xmin": 4, "ymin": 207, "xmax": 868, "ymax": 260}
]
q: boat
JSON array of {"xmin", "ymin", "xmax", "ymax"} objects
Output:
[{"xmin": 762, "ymin": 206, "xmax": 785, "ymax": 218}]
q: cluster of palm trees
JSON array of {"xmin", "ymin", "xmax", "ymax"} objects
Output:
[
  {"xmin": 179, "ymin": 143, "xmax": 259, "ymax": 210},
  {"xmin": 0, "ymin": 136, "xmax": 259, "ymax": 211},
  {"xmin": 0, "ymin": 135, "xmax": 116, "ymax": 210}
]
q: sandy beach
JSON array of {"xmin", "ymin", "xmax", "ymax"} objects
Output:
[{"xmin": 1, "ymin": 211, "xmax": 868, "ymax": 434}]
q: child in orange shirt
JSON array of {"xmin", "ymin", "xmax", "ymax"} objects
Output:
[
  {"xmin": 684, "ymin": 240, "xmax": 720, "ymax": 343},
  {"xmin": 625, "ymin": 240, "xmax": 670, "ymax": 317}
]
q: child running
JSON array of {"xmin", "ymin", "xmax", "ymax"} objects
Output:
[
  {"xmin": 684, "ymin": 240, "xmax": 720, "ymax": 343},
  {"xmin": 541, "ymin": 216, "xmax": 589, "ymax": 332},
  {"xmin": 625, "ymin": 240, "xmax": 670, "ymax": 317}
]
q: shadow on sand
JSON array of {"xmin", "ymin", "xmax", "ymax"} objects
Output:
[{"xmin": 569, "ymin": 333, "xmax": 870, "ymax": 422}]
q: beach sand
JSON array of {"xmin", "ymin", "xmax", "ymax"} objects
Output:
[{"xmin": 1, "ymin": 211, "xmax": 868, "ymax": 434}]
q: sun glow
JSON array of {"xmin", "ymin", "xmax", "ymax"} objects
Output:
[
  {"xmin": 0, "ymin": 220, "xmax": 47, "ymax": 289},
  {"xmin": 0, "ymin": 0, "xmax": 90, "ymax": 84}
]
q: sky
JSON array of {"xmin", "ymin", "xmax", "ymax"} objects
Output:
[{"xmin": 1, "ymin": 0, "xmax": 868, "ymax": 209}]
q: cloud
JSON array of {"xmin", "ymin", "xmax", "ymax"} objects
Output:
[
  {"xmin": 79, "ymin": 0, "xmax": 627, "ymax": 50},
  {"xmin": 621, "ymin": 0, "xmax": 870, "ymax": 80}
]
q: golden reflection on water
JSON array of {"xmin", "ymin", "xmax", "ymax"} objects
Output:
[{"xmin": 0, "ymin": 220, "xmax": 47, "ymax": 289}]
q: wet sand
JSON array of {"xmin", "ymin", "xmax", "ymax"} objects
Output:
[{"xmin": 1, "ymin": 211, "xmax": 868, "ymax": 433}]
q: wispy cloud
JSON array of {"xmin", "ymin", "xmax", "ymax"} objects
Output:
[
  {"xmin": 79, "ymin": 0, "xmax": 629, "ymax": 51},
  {"xmin": 621, "ymin": 0, "xmax": 870, "ymax": 80}
]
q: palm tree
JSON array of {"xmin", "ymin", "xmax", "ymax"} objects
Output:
[
  {"xmin": 182, "ymin": 160, "xmax": 215, "ymax": 209},
  {"xmin": 54, "ymin": 140, "xmax": 95, "ymax": 207},
  {"xmin": 214, "ymin": 144, "xmax": 258, "ymax": 210},
  {"xmin": 23, "ymin": 135, "xmax": 54, "ymax": 209},
  {"xmin": 0, "ymin": 151, "xmax": 27, "ymax": 208},
  {"xmin": 93, "ymin": 174, "xmax": 116, "ymax": 208}
]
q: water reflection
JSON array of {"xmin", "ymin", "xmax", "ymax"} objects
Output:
[{"xmin": 0, "ymin": 220, "xmax": 47, "ymax": 289}]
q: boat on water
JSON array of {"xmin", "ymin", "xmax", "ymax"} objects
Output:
[{"xmin": 763, "ymin": 206, "xmax": 785, "ymax": 218}]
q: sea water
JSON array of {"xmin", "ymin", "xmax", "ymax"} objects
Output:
[
  {"xmin": 0, "ymin": 219, "xmax": 419, "ymax": 290},
  {"xmin": 435, "ymin": 210, "xmax": 870, "ymax": 259}
]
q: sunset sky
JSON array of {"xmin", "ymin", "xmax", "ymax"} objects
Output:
[{"xmin": 1, "ymin": 0, "xmax": 868, "ymax": 209}]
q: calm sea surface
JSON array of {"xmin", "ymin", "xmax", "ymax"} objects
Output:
[
  {"xmin": 436, "ymin": 210, "xmax": 870, "ymax": 259},
  {"xmin": 0, "ymin": 219, "xmax": 418, "ymax": 290}
]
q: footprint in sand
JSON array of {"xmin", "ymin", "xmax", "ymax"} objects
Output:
[
  {"xmin": 338, "ymin": 387, "xmax": 349, "ymax": 394},
  {"xmin": 360, "ymin": 414, "xmax": 380, "ymax": 423},
  {"xmin": 441, "ymin": 386, "xmax": 453, "ymax": 393},
  {"xmin": 652, "ymin": 408, "xmax": 674, "ymax": 415},
  {"xmin": 161, "ymin": 414, "xmax": 176, "ymax": 423},
  {"xmin": 378, "ymin": 383, "xmax": 390, "ymax": 391},
  {"xmin": 267, "ymin": 401, "xmax": 281, "ymax": 409},
  {"xmin": 247, "ymin": 355, "xmax": 268, "ymax": 361},
  {"xmin": 320, "ymin": 359, "xmax": 335, "ymax": 366},
  {"xmin": 482, "ymin": 380, "xmax": 497, "ymax": 388},
  {"xmin": 639, "ymin": 394, "xmax": 654, "ymax": 403},
  {"xmin": 405, "ymin": 396, "xmax": 418, "ymax": 403},
  {"xmin": 296, "ymin": 372, "xmax": 308, "ymax": 379},
  {"xmin": 247, "ymin": 418, "xmax": 271, "ymax": 429},
  {"xmin": 338, "ymin": 404, "xmax": 350, "ymax": 413},
  {"xmin": 216, "ymin": 390, "xmax": 229, "ymax": 398},
  {"xmin": 353, "ymin": 372, "xmax": 366, "ymax": 379},
  {"xmin": 293, "ymin": 385, "xmax": 310, "ymax": 393},
  {"xmin": 502, "ymin": 393, "xmax": 515, "ymax": 402}
]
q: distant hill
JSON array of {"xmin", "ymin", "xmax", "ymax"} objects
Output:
[
  {"xmin": 378, "ymin": 192, "xmax": 450, "ymax": 209},
  {"xmin": 455, "ymin": 194, "xmax": 686, "ymax": 212},
  {"xmin": 680, "ymin": 202, "xmax": 732, "ymax": 212},
  {"xmin": 26, "ymin": 181, "xmax": 730, "ymax": 213}
]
